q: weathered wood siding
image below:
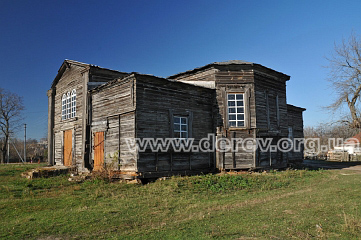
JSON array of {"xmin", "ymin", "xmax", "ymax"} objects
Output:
[
  {"xmin": 214, "ymin": 66, "xmax": 257, "ymax": 169},
  {"xmin": 50, "ymin": 60, "xmax": 128, "ymax": 170},
  {"xmin": 90, "ymin": 77, "xmax": 137, "ymax": 171},
  {"xmin": 171, "ymin": 65, "xmax": 258, "ymax": 169},
  {"xmin": 53, "ymin": 64, "xmax": 85, "ymax": 169},
  {"xmin": 173, "ymin": 68, "xmax": 217, "ymax": 89},
  {"xmin": 287, "ymin": 105, "xmax": 305, "ymax": 163},
  {"xmin": 254, "ymin": 71, "xmax": 288, "ymax": 135},
  {"xmin": 253, "ymin": 71, "xmax": 289, "ymax": 168},
  {"xmin": 135, "ymin": 74, "xmax": 215, "ymax": 175},
  {"xmin": 170, "ymin": 64, "xmax": 297, "ymax": 169},
  {"xmin": 90, "ymin": 67, "xmax": 128, "ymax": 83}
]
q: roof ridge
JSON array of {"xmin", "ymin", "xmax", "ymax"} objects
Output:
[{"xmin": 168, "ymin": 60, "xmax": 289, "ymax": 79}]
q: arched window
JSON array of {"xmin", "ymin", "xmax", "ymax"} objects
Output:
[
  {"xmin": 71, "ymin": 89, "xmax": 76, "ymax": 118},
  {"xmin": 62, "ymin": 89, "xmax": 76, "ymax": 120},
  {"xmin": 62, "ymin": 94, "xmax": 67, "ymax": 120}
]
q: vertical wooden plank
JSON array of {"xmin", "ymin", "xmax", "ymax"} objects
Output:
[
  {"xmin": 246, "ymin": 88, "xmax": 251, "ymax": 129},
  {"xmin": 155, "ymin": 152, "xmax": 159, "ymax": 172},
  {"xmin": 94, "ymin": 131, "xmax": 104, "ymax": 171},
  {"xmin": 188, "ymin": 111, "xmax": 193, "ymax": 138},
  {"xmin": 265, "ymin": 91, "xmax": 270, "ymax": 130},
  {"xmin": 232, "ymin": 131, "xmax": 236, "ymax": 168},
  {"xmin": 170, "ymin": 151, "xmax": 173, "ymax": 171},
  {"xmin": 118, "ymin": 115, "xmax": 121, "ymax": 171},
  {"xmin": 63, "ymin": 130, "xmax": 72, "ymax": 166},
  {"xmin": 276, "ymin": 94, "xmax": 280, "ymax": 126},
  {"xmin": 189, "ymin": 152, "xmax": 192, "ymax": 170},
  {"xmin": 169, "ymin": 109, "xmax": 174, "ymax": 138}
]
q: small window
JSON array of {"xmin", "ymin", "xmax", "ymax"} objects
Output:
[
  {"xmin": 227, "ymin": 93, "xmax": 245, "ymax": 127},
  {"xmin": 173, "ymin": 116, "xmax": 188, "ymax": 139}
]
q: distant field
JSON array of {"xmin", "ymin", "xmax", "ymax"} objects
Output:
[{"xmin": 1, "ymin": 164, "xmax": 361, "ymax": 239}]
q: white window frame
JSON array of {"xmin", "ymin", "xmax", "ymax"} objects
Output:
[
  {"xmin": 173, "ymin": 116, "xmax": 188, "ymax": 139},
  {"xmin": 71, "ymin": 89, "xmax": 76, "ymax": 118},
  {"xmin": 227, "ymin": 93, "xmax": 245, "ymax": 128},
  {"xmin": 62, "ymin": 94, "xmax": 67, "ymax": 120},
  {"xmin": 66, "ymin": 92, "xmax": 71, "ymax": 119},
  {"xmin": 62, "ymin": 89, "xmax": 76, "ymax": 120}
]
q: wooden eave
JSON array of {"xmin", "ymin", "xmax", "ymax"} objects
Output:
[
  {"xmin": 168, "ymin": 61, "xmax": 290, "ymax": 81},
  {"xmin": 287, "ymin": 104, "xmax": 306, "ymax": 112},
  {"xmin": 50, "ymin": 60, "xmax": 89, "ymax": 89},
  {"xmin": 50, "ymin": 59, "xmax": 129, "ymax": 89}
]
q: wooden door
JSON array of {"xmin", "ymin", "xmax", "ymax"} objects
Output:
[
  {"xmin": 63, "ymin": 130, "xmax": 72, "ymax": 166},
  {"xmin": 94, "ymin": 132, "xmax": 104, "ymax": 171}
]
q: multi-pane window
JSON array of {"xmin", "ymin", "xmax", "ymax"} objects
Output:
[
  {"xmin": 227, "ymin": 93, "xmax": 245, "ymax": 127},
  {"xmin": 62, "ymin": 89, "xmax": 76, "ymax": 120},
  {"xmin": 173, "ymin": 116, "xmax": 188, "ymax": 139},
  {"xmin": 71, "ymin": 90, "xmax": 76, "ymax": 118}
]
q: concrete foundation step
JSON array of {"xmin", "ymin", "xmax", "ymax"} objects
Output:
[{"xmin": 21, "ymin": 166, "xmax": 75, "ymax": 179}]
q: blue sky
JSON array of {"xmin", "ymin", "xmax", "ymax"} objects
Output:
[{"xmin": 1, "ymin": 0, "xmax": 361, "ymax": 140}]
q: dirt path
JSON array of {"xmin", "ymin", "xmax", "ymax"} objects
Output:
[{"xmin": 303, "ymin": 159, "xmax": 361, "ymax": 173}]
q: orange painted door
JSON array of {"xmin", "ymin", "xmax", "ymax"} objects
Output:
[
  {"xmin": 94, "ymin": 132, "xmax": 104, "ymax": 171},
  {"xmin": 63, "ymin": 130, "xmax": 72, "ymax": 166}
]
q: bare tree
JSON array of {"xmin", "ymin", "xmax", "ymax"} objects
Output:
[
  {"xmin": 326, "ymin": 33, "xmax": 361, "ymax": 128},
  {"xmin": 304, "ymin": 123, "xmax": 359, "ymax": 157},
  {"xmin": 0, "ymin": 88, "xmax": 24, "ymax": 163}
]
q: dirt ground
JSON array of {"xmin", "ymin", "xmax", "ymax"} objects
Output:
[{"xmin": 303, "ymin": 159, "xmax": 361, "ymax": 173}]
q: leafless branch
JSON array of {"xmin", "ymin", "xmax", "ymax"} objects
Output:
[{"xmin": 326, "ymin": 33, "xmax": 361, "ymax": 129}]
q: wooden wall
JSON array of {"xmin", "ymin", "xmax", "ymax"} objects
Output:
[
  {"xmin": 90, "ymin": 76, "xmax": 137, "ymax": 171},
  {"xmin": 253, "ymin": 71, "xmax": 289, "ymax": 168},
  {"xmin": 214, "ymin": 66, "xmax": 257, "ymax": 169},
  {"xmin": 53, "ymin": 64, "xmax": 85, "ymax": 169},
  {"xmin": 170, "ymin": 63, "xmax": 298, "ymax": 170},
  {"xmin": 51, "ymin": 61, "xmax": 304, "ymax": 174},
  {"xmin": 50, "ymin": 61, "xmax": 128, "ymax": 170},
  {"xmin": 287, "ymin": 105, "xmax": 305, "ymax": 163},
  {"xmin": 135, "ymin": 74, "xmax": 215, "ymax": 175}
]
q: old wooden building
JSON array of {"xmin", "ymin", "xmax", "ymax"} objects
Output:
[
  {"xmin": 48, "ymin": 60, "xmax": 305, "ymax": 178},
  {"xmin": 169, "ymin": 60, "xmax": 306, "ymax": 169}
]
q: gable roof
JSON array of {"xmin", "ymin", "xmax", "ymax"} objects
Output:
[
  {"xmin": 90, "ymin": 72, "xmax": 215, "ymax": 93},
  {"xmin": 50, "ymin": 59, "xmax": 128, "ymax": 89},
  {"xmin": 168, "ymin": 60, "xmax": 290, "ymax": 80}
]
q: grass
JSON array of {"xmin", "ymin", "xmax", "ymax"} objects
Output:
[{"xmin": 1, "ymin": 164, "xmax": 361, "ymax": 239}]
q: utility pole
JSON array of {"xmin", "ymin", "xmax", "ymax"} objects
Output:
[{"xmin": 24, "ymin": 124, "xmax": 26, "ymax": 163}]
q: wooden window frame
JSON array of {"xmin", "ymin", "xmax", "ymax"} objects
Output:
[{"xmin": 169, "ymin": 110, "xmax": 193, "ymax": 139}]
